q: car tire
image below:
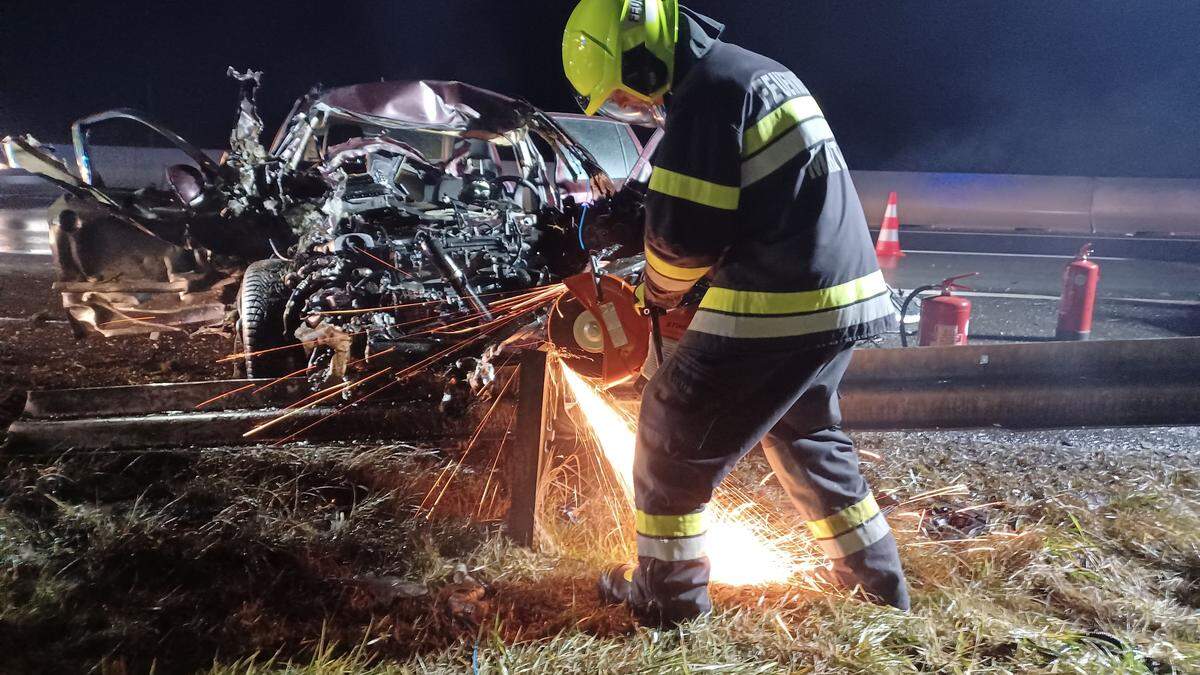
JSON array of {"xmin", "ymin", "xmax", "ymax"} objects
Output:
[{"xmin": 238, "ymin": 258, "xmax": 299, "ymax": 379}]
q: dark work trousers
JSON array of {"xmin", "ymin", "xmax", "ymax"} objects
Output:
[{"xmin": 629, "ymin": 334, "xmax": 910, "ymax": 624}]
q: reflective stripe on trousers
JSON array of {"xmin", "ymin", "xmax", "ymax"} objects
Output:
[
  {"xmin": 805, "ymin": 494, "xmax": 893, "ymax": 559},
  {"xmin": 635, "ymin": 509, "xmax": 708, "ymax": 562}
]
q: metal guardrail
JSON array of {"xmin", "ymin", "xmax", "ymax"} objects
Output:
[
  {"xmin": 4, "ymin": 338, "xmax": 1198, "ymax": 454},
  {"xmin": 838, "ymin": 337, "xmax": 1200, "ymax": 430},
  {"xmin": 3, "ymin": 378, "xmax": 460, "ymax": 452},
  {"xmin": 6, "ymin": 340, "xmax": 1197, "ymax": 552}
]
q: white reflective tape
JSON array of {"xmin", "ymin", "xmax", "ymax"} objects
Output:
[
  {"xmin": 690, "ymin": 292, "xmax": 895, "ymax": 339},
  {"xmin": 815, "ymin": 513, "xmax": 892, "ymax": 559},
  {"xmin": 637, "ymin": 533, "xmax": 707, "ymax": 562},
  {"xmin": 878, "ymin": 228, "xmax": 900, "ymax": 242},
  {"xmin": 800, "ymin": 117, "xmax": 834, "ymax": 146},
  {"xmin": 741, "ymin": 117, "xmax": 834, "ymax": 187},
  {"xmin": 885, "ymin": 204, "xmax": 898, "ymax": 218}
]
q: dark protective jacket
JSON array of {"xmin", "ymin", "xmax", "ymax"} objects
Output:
[{"xmin": 642, "ymin": 11, "xmax": 896, "ymax": 348}]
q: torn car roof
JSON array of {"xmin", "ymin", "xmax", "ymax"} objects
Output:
[{"xmin": 315, "ymin": 80, "xmax": 526, "ymax": 135}]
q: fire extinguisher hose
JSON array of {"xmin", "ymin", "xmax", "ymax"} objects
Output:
[{"xmin": 899, "ymin": 284, "xmax": 939, "ymax": 347}]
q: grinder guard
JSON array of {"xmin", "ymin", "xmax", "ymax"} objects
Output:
[{"xmin": 550, "ymin": 272, "xmax": 650, "ymax": 387}]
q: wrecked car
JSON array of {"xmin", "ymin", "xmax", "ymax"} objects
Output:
[{"xmin": 3, "ymin": 70, "xmax": 651, "ymax": 388}]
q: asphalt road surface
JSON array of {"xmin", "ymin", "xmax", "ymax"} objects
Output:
[
  {"xmin": 879, "ymin": 250, "xmax": 1200, "ymax": 344},
  {"xmin": 1, "ymin": 210, "xmax": 1197, "ymax": 343},
  {"xmin": 884, "ymin": 250, "xmax": 1200, "ymax": 302},
  {"xmin": 0, "ymin": 209, "xmax": 50, "ymax": 255}
]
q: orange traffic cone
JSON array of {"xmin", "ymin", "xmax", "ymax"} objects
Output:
[{"xmin": 875, "ymin": 191, "xmax": 905, "ymax": 262}]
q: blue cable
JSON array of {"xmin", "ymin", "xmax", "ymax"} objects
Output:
[{"xmin": 577, "ymin": 203, "xmax": 590, "ymax": 251}]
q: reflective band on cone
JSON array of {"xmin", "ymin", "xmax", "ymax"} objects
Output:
[{"xmin": 875, "ymin": 191, "xmax": 905, "ymax": 259}]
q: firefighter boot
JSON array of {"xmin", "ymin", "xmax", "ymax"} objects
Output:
[
  {"xmin": 812, "ymin": 560, "xmax": 910, "ymax": 610},
  {"xmin": 598, "ymin": 563, "xmax": 711, "ymax": 627},
  {"xmin": 597, "ymin": 564, "xmax": 636, "ymax": 606}
]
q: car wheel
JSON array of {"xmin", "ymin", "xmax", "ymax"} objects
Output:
[{"xmin": 237, "ymin": 259, "xmax": 300, "ymax": 379}]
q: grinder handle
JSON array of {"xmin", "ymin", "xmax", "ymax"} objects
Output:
[{"xmin": 644, "ymin": 307, "xmax": 665, "ymax": 366}]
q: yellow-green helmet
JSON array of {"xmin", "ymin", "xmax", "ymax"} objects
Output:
[{"xmin": 562, "ymin": 0, "xmax": 679, "ymax": 121}]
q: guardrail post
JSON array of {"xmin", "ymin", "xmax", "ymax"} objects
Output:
[{"xmin": 506, "ymin": 349, "xmax": 553, "ymax": 548}]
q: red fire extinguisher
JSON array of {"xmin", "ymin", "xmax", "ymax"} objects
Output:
[
  {"xmin": 1056, "ymin": 243, "xmax": 1100, "ymax": 341},
  {"xmin": 901, "ymin": 273, "xmax": 978, "ymax": 347}
]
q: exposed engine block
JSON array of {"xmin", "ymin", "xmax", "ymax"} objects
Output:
[{"xmin": 279, "ymin": 148, "xmax": 558, "ymax": 386}]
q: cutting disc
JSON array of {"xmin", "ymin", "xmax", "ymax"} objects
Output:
[
  {"xmin": 547, "ymin": 272, "xmax": 651, "ymax": 386},
  {"xmin": 548, "ymin": 293, "xmax": 605, "ymax": 378}
]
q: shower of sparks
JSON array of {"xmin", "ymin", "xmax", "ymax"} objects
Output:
[
  {"xmin": 315, "ymin": 285, "xmax": 557, "ymax": 317},
  {"xmin": 558, "ymin": 363, "xmax": 820, "ymax": 586},
  {"xmin": 219, "ymin": 285, "xmax": 565, "ymax": 364},
  {"xmin": 194, "ymin": 382, "xmax": 257, "ymax": 409},
  {"xmin": 353, "ymin": 247, "xmax": 414, "ymax": 278},
  {"xmin": 421, "ymin": 363, "xmax": 519, "ymax": 516},
  {"xmin": 242, "ymin": 366, "xmax": 394, "ymax": 437},
  {"xmin": 244, "ymin": 283, "xmax": 566, "ymax": 443}
]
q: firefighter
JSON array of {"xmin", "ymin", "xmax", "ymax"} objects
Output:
[{"xmin": 562, "ymin": 0, "xmax": 910, "ymax": 625}]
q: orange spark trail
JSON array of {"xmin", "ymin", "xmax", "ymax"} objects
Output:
[
  {"xmin": 559, "ymin": 363, "xmax": 816, "ymax": 586},
  {"xmin": 96, "ymin": 316, "xmax": 157, "ymax": 327},
  {"xmin": 268, "ymin": 305, "xmax": 535, "ymax": 444},
  {"xmin": 198, "ymin": 349, "xmax": 401, "ymax": 411},
  {"xmin": 194, "ymin": 382, "xmax": 257, "ymax": 409},
  {"xmin": 475, "ymin": 408, "xmax": 517, "ymax": 519},
  {"xmin": 406, "ymin": 286, "xmax": 565, "ymax": 338},
  {"xmin": 254, "ymin": 282, "xmax": 561, "ymax": 444},
  {"xmin": 271, "ymin": 369, "xmax": 402, "ymax": 445},
  {"xmin": 251, "ymin": 346, "xmax": 398, "ymax": 395},
  {"xmin": 242, "ymin": 367, "xmax": 393, "ymax": 438},
  {"xmin": 316, "ymin": 284, "xmax": 563, "ymax": 317},
  {"xmin": 216, "ymin": 342, "xmax": 301, "ymax": 363},
  {"xmin": 216, "ymin": 329, "xmax": 374, "ymax": 363},
  {"xmin": 421, "ymin": 365, "xmax": 519, "ymax": 515},
  {"xmin": 355, "ymin": 247, "xmax": 414, "ymax": 278}
]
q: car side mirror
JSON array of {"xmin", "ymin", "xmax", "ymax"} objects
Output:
[{"xmin": 165, "ymin": 164, "xmax": 206, "ymax": 206}]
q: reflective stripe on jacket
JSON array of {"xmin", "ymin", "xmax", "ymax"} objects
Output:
[{"xmin": 643, "ymin": 41, "xmax": 895, "ymax": 347}]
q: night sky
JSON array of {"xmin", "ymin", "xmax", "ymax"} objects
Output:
[{"xmin": 2, "ymin": 1, "xmax": 1198, "ymax": 178}]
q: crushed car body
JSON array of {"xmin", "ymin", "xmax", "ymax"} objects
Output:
[{"xmin": 2, "ymin": 71, "xmax": 649, "ymax": 391}]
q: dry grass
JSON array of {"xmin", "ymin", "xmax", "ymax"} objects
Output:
[{"xmin": 1, "ymin": 424, "xmax": 1198, "ymax": 673}]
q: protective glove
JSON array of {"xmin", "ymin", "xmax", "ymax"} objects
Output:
[{"xmin": 636, "ymin": 280, "xmax": 683, "ymax": 312}]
